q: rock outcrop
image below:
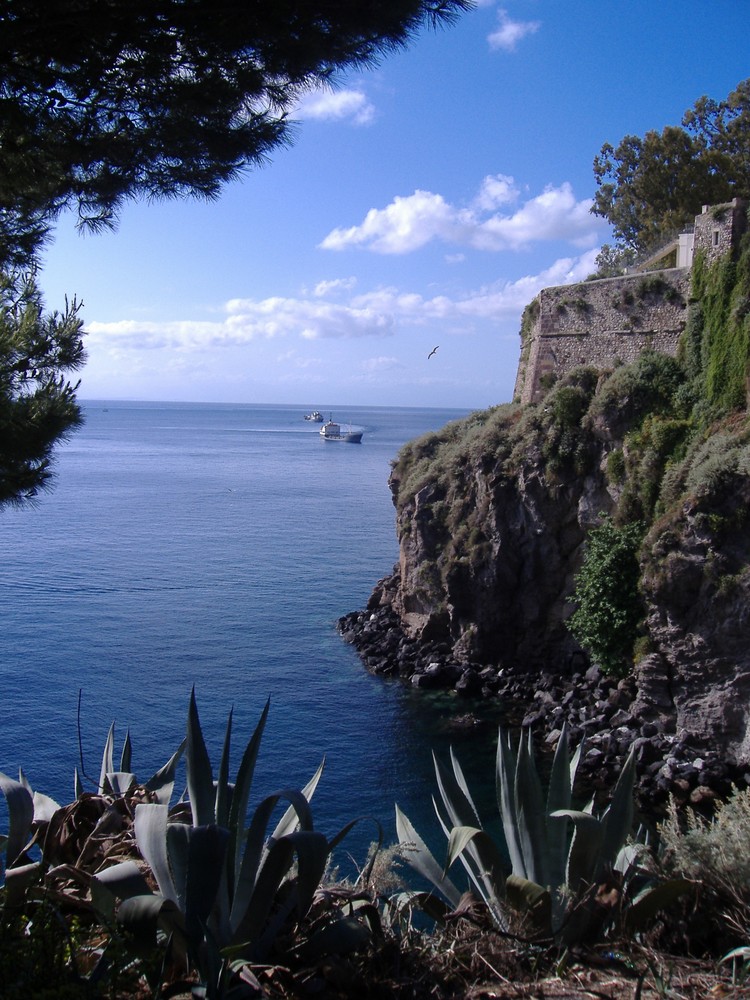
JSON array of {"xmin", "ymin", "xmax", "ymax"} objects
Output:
[{"xmin": 338, "ymin": 359, "xmax": 750, "ymax": 805}]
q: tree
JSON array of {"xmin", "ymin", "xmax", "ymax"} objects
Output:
[
  {"xmin": 0, "ymin": 271, "xmax": 85, "ymax": 505},
  {"xmin": 0, "ymin": 0, "xmax": 471, "ymax": 506},
  {"xmin": 0, "ymin": 0, "xmax": 471, "ymax": 266},
  {"xmin": 568, "ymin": 518, "xmax": 644, "ymax": 678},
  {"xmin": 592, "ymin": 79, "xmax": 750, "ymax": 253}
]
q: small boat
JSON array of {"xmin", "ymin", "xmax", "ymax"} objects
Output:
[
  {"xmin": 320, "ymin": 418, "xmax": 363, "ymax": 443},
  {"xmin": 304, "ymin": 410, "xmax": 324, "ymax": 422}
]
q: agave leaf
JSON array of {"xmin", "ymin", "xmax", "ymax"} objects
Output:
[
  {"xmin": 271, "ymin": 759, "xmax": 324, "ymax": 841},
  {"xmin": 327, "ymin": 815, "xmax": 373, "ymax": 855},
  {"xmin": 120, "ymin": 729, "xmax": 132, "ymax": 773},
  {"xmin": 230, "ymin": 789, "xmax": 314, "ymax": 933},
  {"xmin": 432, "ymin": 753, "xmax": 505, "ymax": 912},
  {"xmin": 545, "ymin": 724, "xmax": 572, "ymax": 891},
  {"xmin": 445, "ymin": 825, "xmax": 506, "ymax": 902},
  {"xmin": 145, "ymin": 739, "xmax": 186, "ymax": 806},
  {"xmin": 623, "ymin": 878, "xmax": 692, "ymax": 932},
  {"xmin": 722, "ymin": 946, "xmax": 750, "ymax": 963},
  {"xmin": 234, "ymin": 828, "xmax": 328, "ymax": 954},
  {"xmin": 117, "ymin": 894, "xmax": 187, "ymax": 956},
  {"xmin": 495, "ymin": 729, "xmax": 524, "ymax": 876},
  {"xmin": 4, "ymin": 860, "xmax": 41, "ymax": 905},
  {"xmin": 395, "ymin": 804, "xmax": 462, "ymax": 908},
  {"xmin": 432, "ymin": 752, "xmax": 481, "ymax": 836},
  {"xmin": 105, "ymin": 771, "xmax": 137, "ymax": 797},
  {"xmin": 216, "ymin": 707, "xmax": 234, "ymax": 830},
  {"xmin": 0, "ymin": 770, "xmax": 34, "ymax": 867},
  {"xmin": 32, "ymin": 790, "xmax": 60, "ymax": 824},
  {"xmin": 514, "ymin": 729, "xmax": 548, "ymax": 886},
  {"xmin": 91, "ymin": 860, "xmax": 153, "ymax": 918},
  {"xmin": 167, "ymin": 821, "xmax": 191, "ymax": 911},
  {"xmin": 598, "ymin": 745, "xmax": 636, "ymax": 871},
  {"xmin": 183, "ymin": 824, "xmax": 229, "ymax": 947},
  {"xmin": 506, "ymin": 872, "xmax": 552, "ymax": 930},
  {"xmin": 134, "ymin": 803, "xmax": 179, "ymax": 904},
  {"xmin": 227, "ymin": 698, "xmax": 270, "ymax": 884},
  {"xmin": 186, "ymin": 688, "xmax": 216, "ymax": 828},
  {"xmin": 99, "ymin": 723, "xmax": 115, "ymax": 793},
  {"xmin": 553, "ymin": 809, "xmax": 603, "ymax": 892}
]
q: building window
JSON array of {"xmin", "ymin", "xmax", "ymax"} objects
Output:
[{"xmin": 713, "ymin": 230, "xmax": 720, "ymax": 247}]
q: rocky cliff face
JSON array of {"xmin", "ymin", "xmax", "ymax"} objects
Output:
[{"xmin": 342, "ymin": 359, "xmax": 750, "ymax": 773}]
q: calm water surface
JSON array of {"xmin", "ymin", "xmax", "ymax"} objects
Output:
[{"xmin": 0, "ymin": 401, "xmax": 503, "ymax": 862}]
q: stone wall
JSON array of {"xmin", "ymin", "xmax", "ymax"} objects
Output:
[
  {"xmin": 513, "ymin": 199, "xmax": 747, "ymax": 405},
  {"xmin": 514, "ymin": 269, "xmax": 691, "ymax": 404}
]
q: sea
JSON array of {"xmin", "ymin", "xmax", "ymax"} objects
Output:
[{"xmin": 0, "ymin": 401, "xmax": 505, "ymax": 867}]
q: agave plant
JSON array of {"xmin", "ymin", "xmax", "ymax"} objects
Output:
[
  {"xmin": 91, "ymin": 690, "xmax": 357, "ymax": 998},
  {"xmin": 396, "ymin": 724, "xmax": 688, "ymax": 945}
]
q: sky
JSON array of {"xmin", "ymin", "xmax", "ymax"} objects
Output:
[{"xmin": 39, "ymin": 0, "xmax": 749, "ymax": 411}]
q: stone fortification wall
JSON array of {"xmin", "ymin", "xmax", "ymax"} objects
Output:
[
  {"xmin": 514, "ymin": 269, "xmax": 690, "ymax": 404},
  {"xmin": 513, "ymin": 200, "xmax": 747, "ymax": 405}
]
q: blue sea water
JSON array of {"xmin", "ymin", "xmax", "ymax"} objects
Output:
[{"xmin": 0, "ymin": 401, "xmax": 503, "ymax": 864}]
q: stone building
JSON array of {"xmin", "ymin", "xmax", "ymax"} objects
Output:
[{"xmin": 514, "ymin": 199, "xmax": 748, "ymax": 405}]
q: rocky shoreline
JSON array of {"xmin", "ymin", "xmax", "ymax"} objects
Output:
[{"xmin": 338, "ymin": 603, "xmax": 750, "ymax": 817}]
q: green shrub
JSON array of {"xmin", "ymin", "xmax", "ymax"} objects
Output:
[{"xmin": 568, "ymin": 518, "xmax": 645, "ymax": 677}]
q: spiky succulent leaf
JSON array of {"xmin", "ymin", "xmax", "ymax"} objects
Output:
[
  {"xmin": 230, "ymin": 789, "xmax": 314, "ymax": 933},
  {"xmin": 505, "ymin": 873, "xmax": 552, "ymax": 930},
  {"xmin": 32, "ymin": 790, "xmax": 60, "ymax": 823},
  {"xmin": 99, "ymin": 723, "xmax": 115, "ymax": 793},
  {"xmin": 105, "ymin": 771, "xmax": 137, "ymax": 797},
  {"xmin": 227, "ymin": 698, "xmax": 270, "ymax": 883},
  {"xmin": 183, "ymin": 824, "xmax": 229, "ymax": 948},
  {"xmin": 134, "ymin": 803, "xmax": 178, "ymax": 904},
  {"xmin": 233, "ymin": 828, "xmax": 328, "ymax": 955},
  {"xmin": 545, "ymin": 724, "xmax": 573, "ymax": 891},
  {"xmin": 0, "ymin": 770, "xmax": 34, "ymax": 867},
  {"xmin": 395, "ymin": 804, "xmax": 462, "ymax": 908},
  {"xmin": 271, "ymin": 759, "xmax": 324, "ymax": 841},
  {"xmin": 4, "ymin": 860, "xmax": 41, "ymax": 904},
  {"xmin": 186, "ymin": 688, "xmax": 215, "ymax": 827},
  {"xmin": 514, "ymin": 729, "xmax": 548, "ymax": 886},
  {"xmin": 120, "ymin": 730, "xmax": 132, "ymax": 773},
  {"xmin": 91, "ymin": 860, "xmax": 153, "ymax": 919},
  {"xmin": 598, "ymin": 745, "xmax": 636, "ymax": 871},
  {"xmin": 553, "ymin": 809, "xmax": 604, "ymax": 891},
  {"xmin": 445, "ymin": 824, "xmax": 507, "ymax": 903},
  {"xmin": 216, "ymin": 707, "xmax": 234, "ymax": 829},
  {"xmin": 495, "ymin": 729, "xmax": 525, "ymax": 876},
  {"xmin": 145, "ymin": 739, "xmax": 186, "ymax": 806}
]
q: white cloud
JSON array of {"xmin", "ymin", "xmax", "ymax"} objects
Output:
[
  {"xmin": 320, "ymin": 177, "xmax": 602, "ymax": 255},
  {"xmin": 313, "ymin": 276, "xmax": 357, "ymax": 297},
  {"xmin": 488, "ymin": 9, "xmax": 541, "ymax": 51},
  {"xmin": 295, "ymin": 86, "xmax": 375, "ymax": 125}
]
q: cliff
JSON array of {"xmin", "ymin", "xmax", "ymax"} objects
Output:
[{"xmin": 340, "ymin": 206, "xmax": 750, "ymax": 788}]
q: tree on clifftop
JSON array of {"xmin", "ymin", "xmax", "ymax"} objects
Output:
[
  {"xmin": 592, "ymin": 78, "xmax": 750, "ymax": 253},
  {"xmin": 0, "ymin": 0, "xmax": 471, "ymax": 506},
  {"xmin": 0, "ymin": 0, "xmax": 471, "ymax": 267}
]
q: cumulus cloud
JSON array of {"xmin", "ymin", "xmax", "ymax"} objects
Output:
[
  {"xmin": 295, "ymin": 86, "xmax": 375, "ymax": 125},
  {"xmin": 319, "ymin": 176, "xmax": 602, "ymax": 254},
  {"xmin": 313, "ymin": 276, "xmax": 357, "ymax": 297},
  {"xmin": 86, "ymin": 249, "xmax": 600, "ymax": 355},
  {"xmin": 488, "ymin": 9, "xmax": 541, "ymax": 51}
]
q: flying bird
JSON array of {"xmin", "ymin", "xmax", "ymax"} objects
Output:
[{"xmin": 427, "ymin": 345, "xmax": 439, "ymax": 359}]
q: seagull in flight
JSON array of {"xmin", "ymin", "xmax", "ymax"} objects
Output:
[{"xmin": 427, "ymin": 345, "xmax": 439, "ymax": 359}]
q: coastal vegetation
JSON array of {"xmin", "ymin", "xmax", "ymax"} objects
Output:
[{"xmin": 3, "ymin": 697, "xmax": 750, "ymax": 997}]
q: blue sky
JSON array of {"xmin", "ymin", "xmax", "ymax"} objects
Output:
[{"xmin": 40, "ymin": 1, "xmax": 748, "ymax": 410}]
